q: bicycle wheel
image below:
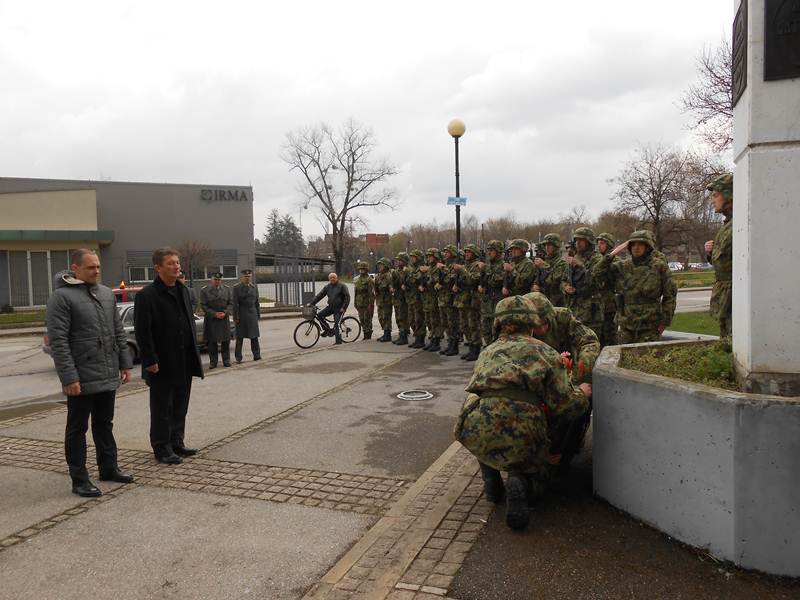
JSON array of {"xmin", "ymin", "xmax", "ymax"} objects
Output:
[
  {"xmin": 293, "ymin": 320, "xmax": 321, "ymax": 349},
  {"xmin": 339, "ymin": 316, "xmax": 361, "ymax": 343}
]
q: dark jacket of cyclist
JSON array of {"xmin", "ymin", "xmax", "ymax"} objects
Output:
[{"xmin": 309, "ymin": 278, "xmax": 351, "ymax": 344}]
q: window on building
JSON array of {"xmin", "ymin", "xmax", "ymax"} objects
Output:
[
  {"xmin": 128, "ymin": 267, "xmax": 151, "ymax": 282},
  {"xmin": 221, "ymin": 265, "xmax": 238, "ymax": 279}
]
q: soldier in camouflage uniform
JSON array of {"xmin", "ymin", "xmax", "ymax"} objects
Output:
[
  {"xmin": 453, "ymin": 244, "xmax": 483, "ymax": 361},
  {"xmin": 596, "ymin": 232, "xmax": 619, "ymax": 346},
  {"xmin": 405, "ymin": 250, "xmax": 427, "ymax": 348},
  {"xmin": 561, "ymin": 227, "xmax": 604, "ymax": 340},
  {"xmin": 705, "ymin": 173, "xmax": 733, "ymax": 337},
  {"xmin": 390, "ymin": 252, "xmax": 410, "ymax": 345},
  {"xmin": 594, "ymin": 230, "xmax": 677, "ymax": 344},
  {"xmin": 454, "ymin": 295, "xmax": 591, "ymax": 530},
  {"xmin": 478, "ymin": 240, "xmax": 506, "ymax": 346},
  {"xmin": 533, "ymin": 233, "xmax": 568, "ymax": 307},
  {"xmin": 438, "ymin": 244, "xmax": 461, "ymax": 357},
  {"xmin": 502, "ymin": 239, "xmax": 537, "ymax": 296},
  {"xmin": 420, "ymin": 248, "xmax": 444, "ymax": 352},
  {"xmin": 353, "ymin": 261, "xmax": 375, "ymax": 340},
  {"xmin": 373, "ymin": 258, "xmax": 394, "ymax": 342}
]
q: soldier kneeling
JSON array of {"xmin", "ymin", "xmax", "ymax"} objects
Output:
[{"xmin": 454, "ymin": 296, "xmax": 592, "ymax": 530}]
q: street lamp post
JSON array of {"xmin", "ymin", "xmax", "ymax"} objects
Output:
[{"xmin": 447, "ymin": 119, "xmax": 466, "ymax": 248}]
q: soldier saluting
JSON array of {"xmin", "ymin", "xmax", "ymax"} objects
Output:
[
  {"xmin": 201, "ymin": 272, "xmax": 233, "ymax": 368},
  {"xmin": 233, "ymin": 269, "xmax": 261, "ymax": 363}
]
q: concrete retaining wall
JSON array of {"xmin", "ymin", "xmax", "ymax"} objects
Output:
[{"xmin": 593, "ymin": 341, "xmax": 800, "ymax": 577}]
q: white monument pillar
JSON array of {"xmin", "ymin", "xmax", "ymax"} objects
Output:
[{"xmin": 732, "ymin": 0, "xmax": 800, "ymax": 395}]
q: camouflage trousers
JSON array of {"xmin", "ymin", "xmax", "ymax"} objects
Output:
[
  {"xmin": 454, "ymin": 393, "xmax": 549, "ymax": 480},
  {"xmin": 407, "ymin": 301, "xmax": 425, "ymax": 337},
  {"xmin": 393, "ymin": 298, "xmax": 408, "ymax": 333},
  {"xmin": 439, "ymin": 303, "xmax": 460, "ymax": 341},
  {"xmin": 376, "ymin": 301, "xmax": 393, "ymax": 332},
  {"xmin": 459, "ymin": 303, "xmax": 482, "ymax": 346},
  {"xmin": 423, "ymin": 302, "xmax": 443, "ymax": 339},
  {"xmin": 618, "ymin": 327, "xmax": 661, "ymax": 345},
  {"xmin": 600, "ymin": 311, "xmax": 617, "ymax": 346},
  {"xmin": 480, "ymin": 295, "xmax": 501, "ymax": 345},
  {"xmin": 356, "ymin": 303, "xmax": 374, "ymax": 336}
]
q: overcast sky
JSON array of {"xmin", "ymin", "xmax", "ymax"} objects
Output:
[{"xmin": 0, "ymin": 0, "xmax": 733, "ymax": 240}]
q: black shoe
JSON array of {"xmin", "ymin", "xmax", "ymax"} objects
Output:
[
  {"xmin": 363, "ymin": 332, "xmax": 372, "ymax": 340},
  {"xmin": 439, "ymin": 339, "xmax": 452, "ymax": 355},
  {"xmin": 253, "ymin": 356, "xmax": 262, "ymax": 361},
  {"xmin": 209, "ymin": 363, "xmax": 217, "ymax": 370},
  {"xmin": 480, "ymin": 464, "xmax": 504, "ymax": 504},
  {"xmin": 378, "ymin": 330, "xmax": 392, "ymax": 342},
  {"xmin": 99, "ymin": 468, "xmax": 134, "ymax": 483},
  {"xmin": 334, "ymin": 339, "xmax": 343, "ymax": 345},
  {"xmin": 72, "ymin": 479, "xmax": 102, "ymax": 497},
  {"xmin": 155, "ymin": 453, "xmax": 182, "ymax": 465},
  {"xmin": 223, "ymin": 362, "xmax": 231, "ymax": 368},
  {"xmin": 505, "ymin": 475, "xmax": 530, "ymax": 530},
  {"xmin": 409, "ymin": 335, "xmax": 426, "ymax": 349},
  {"xmin": 173, "ymin": 446, "xmax": 198, "ymax": 457},
  {"xmin": 460, "ymin": 345, "xmax": 471, "ymax": 359},
  {"xmin": 393, "ymin": 332, "xmax": 409, "ymax": 345},
  {"xmin": 426, "ymin": 338, "xmax": 441, "ymax": 352},
  {"xmin": 321, "ymin": 330, "xmax": 332, "ymax": 338},
  {"xmin": 444, "ymin": 341, "xmax": 460, "ymax": 357},
  {"xmin": 235, "ymin": 359, "xmax": 243, "ymax": 364},
  {"xmin": 465, "ymin": 344, "xmax": 480, "ymax": 362}
]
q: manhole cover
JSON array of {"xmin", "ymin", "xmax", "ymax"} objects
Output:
[{"xmin": 396, "ymin": 389, "xmax": 434, "ymax": 401}]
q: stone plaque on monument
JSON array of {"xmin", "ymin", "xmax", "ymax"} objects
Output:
[
  {"xmin": 764, "ymin": 0, "xmax": 800, "ymax": 80},
  {"xmin": 732, "ymin": 0, "xmax": 748, "ymax": 107}
]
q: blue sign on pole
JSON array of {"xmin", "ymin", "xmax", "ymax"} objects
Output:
[{"xmin": 447, "ymin": 196, "xmax": 467, "ymax": 206}]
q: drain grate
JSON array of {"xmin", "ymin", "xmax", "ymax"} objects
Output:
[{"xmin": 396, "ymin": 389, "xmax": 434, "ymax": 401}]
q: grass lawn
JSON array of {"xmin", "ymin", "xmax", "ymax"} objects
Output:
[
  {"xmin": 0, "ymin": 310, "xmax": 46, "ymax": 325},
  {"xmin": 669, "ymin": 311, "xmax": 719, "ymax": 336},
  {"xmin": 672, "ymin": 270, "xmax": 715, "ymax": 288}
]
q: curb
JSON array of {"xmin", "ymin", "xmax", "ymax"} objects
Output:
[{"xmin": 677, "ymin": 286, "xmax": 712, "ymax": 292}]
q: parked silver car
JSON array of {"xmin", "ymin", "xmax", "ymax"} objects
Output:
[{"xmin": 43, "ymin": 301, "xmax": 234, "ymax": 363}]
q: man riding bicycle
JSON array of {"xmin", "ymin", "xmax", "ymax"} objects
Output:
[{"xmin": 307, "ymin": 272, "xmax": 351, "ymax": 345}]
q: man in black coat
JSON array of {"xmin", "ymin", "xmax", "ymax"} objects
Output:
[
  {"xmin": 309, "ymin": 272, "xmax": 350, "ymax": 345},
  {"xmin": 134, "ymin": 247, "xmax": 204, "ymax": 464}
]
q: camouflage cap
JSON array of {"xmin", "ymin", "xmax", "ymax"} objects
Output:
[
  {"xmin": 486, "ymin": 239, "xmax": 504, "ymax": 252},
  {"xmin": 377, "ymin": 258, "xmax": 392, "ymax": 268},
  {"xmin": 443, "ymin": 244, "xmax": 458, "ymax": 256},
  {"xmin": 409, "ymin": 249, "xmax": 424, "ymax": 260},
  {"xmin": 493, "ymin": 295, "xmax": 542, "ymax": 329},
  {"xmin": 425, "ymin": 247, "xmax": 442, "ymax": 260},
  {"xmin": 542, "ymin": 233, "xmax": 562, "ymax": 246},
  {"xmin": 508, "ymin": 239, "xmax": 530, "ymax": 251},
  {"xmin": 628, "ymin": 230, "xmax": 655, "ymax": 249},
  {"xmin": 357, "ymin": 261, "xmax": 369, "ymax": 270},
  {"xmin": 597, "ymin": 232, "xmax": 616, "ymax": 246},
  {"xmin": 522, "ymin": 292, "xmax": 555, "ymax": 321},
  {"xmin": 395, "ymin": 252, "xmax": 410, "ymax": 264},
  {"xmin": 573, "ymin": 227, "xmax": 596, "ymax": 245},
  {"xmin": 706, "ymin": 173, "xmax": 733, "ymax": 201},
  {"xmin": 463, "ymin": 243, "xmax": 480, "ymax": 256}
]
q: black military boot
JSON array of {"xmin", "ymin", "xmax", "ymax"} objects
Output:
[
  {"xmin": 427, "ymin": 338, "xmax": 441, "ymax": 352},
  {"xmin": 479, "ymin": 463, "xmax": 504, "ymax": 503},
  {"xmin": 505, "ymin": 474, "xmax": 530, "ymax": 530},
  {"xmin": 444, "ymin": 340, "xmax": 460, "ymax": 357},
  {"xmin": 363, "ymin": 331, "xmax": 372, "ymax": 341},
  {"xmin": 393, "ymin": 331, "xmax": 409, "ymax": 345},
  {"xmin": 460, "ymin": 344, "xmax": 472, "ymax": 359},
  {"xmin": 439, "ymin": 338, "xmax": 452, "ymax": 355},
  {"xmin": 378, "ymin": 330, "xmax": 392, "ymax": 342},
  {"xmin": 465, "ymin": 344, "xmax": 480, "ymax": 362},
  {"xmin": 410, "ymin": 335, "xmax": 425, "ymax": 349}
]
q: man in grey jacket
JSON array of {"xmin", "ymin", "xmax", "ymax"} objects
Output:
[{"xmin": 46, "ymin": 249, "xmax": 134, "ymax": 497}]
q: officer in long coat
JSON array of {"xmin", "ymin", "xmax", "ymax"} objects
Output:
[
  {"xmin": 200, "ymin": 272, "xmax": 233, "ymax": 368},
  {"xmin": 233, "ymin": 269, "xmax": 261, "ymax": 363}
]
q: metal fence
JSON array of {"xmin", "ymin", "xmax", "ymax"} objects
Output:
[{"xmin": 273, "ymin": 257, "xmax": 321, "ymax": 306}]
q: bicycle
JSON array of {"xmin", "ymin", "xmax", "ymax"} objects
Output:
[{"xmin": 293, "ymin": 305, "xmax": 362, "ymax": 349}]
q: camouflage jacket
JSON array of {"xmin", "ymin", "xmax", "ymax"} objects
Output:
[
  {"xmin": 454, "ymin": 257, "xmax": 482, "ymax": 309},
  {"xmin": 561, "ymin": 249, "xmax": 603, "ymax": 325},
  {"xmin": 534, "ymin": 307, "xmax": 600, "ymax": 383},
  {"xmin": 439, "ymin": 258, "xmax": 458, "ymax": 304},
  {"xmin": 537, "ymin": 253, "xmax": 568, "ymax": 307},
  {"xmin": 390, "ymin": 268, "xmax": 407, "ymax": 305},
  {"xmin": 480, "ymin": 257, "xmax": 505, "ymax": 302},
  {"xmin": 594, "ymin": 251, "xmax": 677, "ymax": 331},
  {"xmin": 420, "ymin": 265, "xmax": 440, "ymax": 310},
  {"xmin": 507, "ymin": 256, "xmax": 537, "ymax": 296},
  {"xmin": 374, "ymin": 271, "xmax": 393, "ymax": 305},
  {"xmin": 405, "ymin": 264, "xmax": 423, "ymax": 306},
  {"xmin": 463, "ymin": 332, "xmax": 588, "ymax": 421},
  {"xmin": 596, "ymin": 253, "xmax": 621, "ymax": 315},
  {"xmin": 709, "ymin": 213, "xmax": 732, "ymax": 320},
  {"xmin": 353, "ymin": 274, "xmax": 375, "ymax": 309}
]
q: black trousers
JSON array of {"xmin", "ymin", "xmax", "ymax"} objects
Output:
[
  {"xmin": 208, "ymin": 341, "xmax": 231, "ymax": 366},
  {"xmin": 65, "ymin": 391, "xmax": 118, "ymax": 482},
  {"xmin": 148, "ymin": 374, "xmax": 193, "ymax": 457},
  {"xmin": 235, "ymin": 337, "xmax": 261, "ymax": 361},
  {"xmin": 317, "ymin": 306, "xmax": 343, "ymax": 341}
]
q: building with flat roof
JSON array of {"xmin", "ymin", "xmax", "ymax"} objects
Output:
[{"xmin": 0, "ymin": 177, "xmax": 254, "ymax": 307}]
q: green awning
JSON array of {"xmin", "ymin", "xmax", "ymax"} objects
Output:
[{"xmin": 0, "ymin": 230, "xmax": 115, "ymax": 242}]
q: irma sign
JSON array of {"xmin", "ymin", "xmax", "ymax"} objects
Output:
[{"xmin": 200, "ymin": 189, "xmax": 250, "ymax": 202}]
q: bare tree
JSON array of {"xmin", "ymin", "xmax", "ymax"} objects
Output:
[
  {"xmin": 679, "ymin": 39, "xmax": 733, "ymax": 152},
  {"xmin": 175, "ymin": 240, "xmax": 215, "ymax": 288},
  {"xmin": 610, "ymin": 144, "xmax": 691, "ymax": 249},
  {"xmin": 281, "ymin": 119, "xmax": 399, "ymax": 273}
]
